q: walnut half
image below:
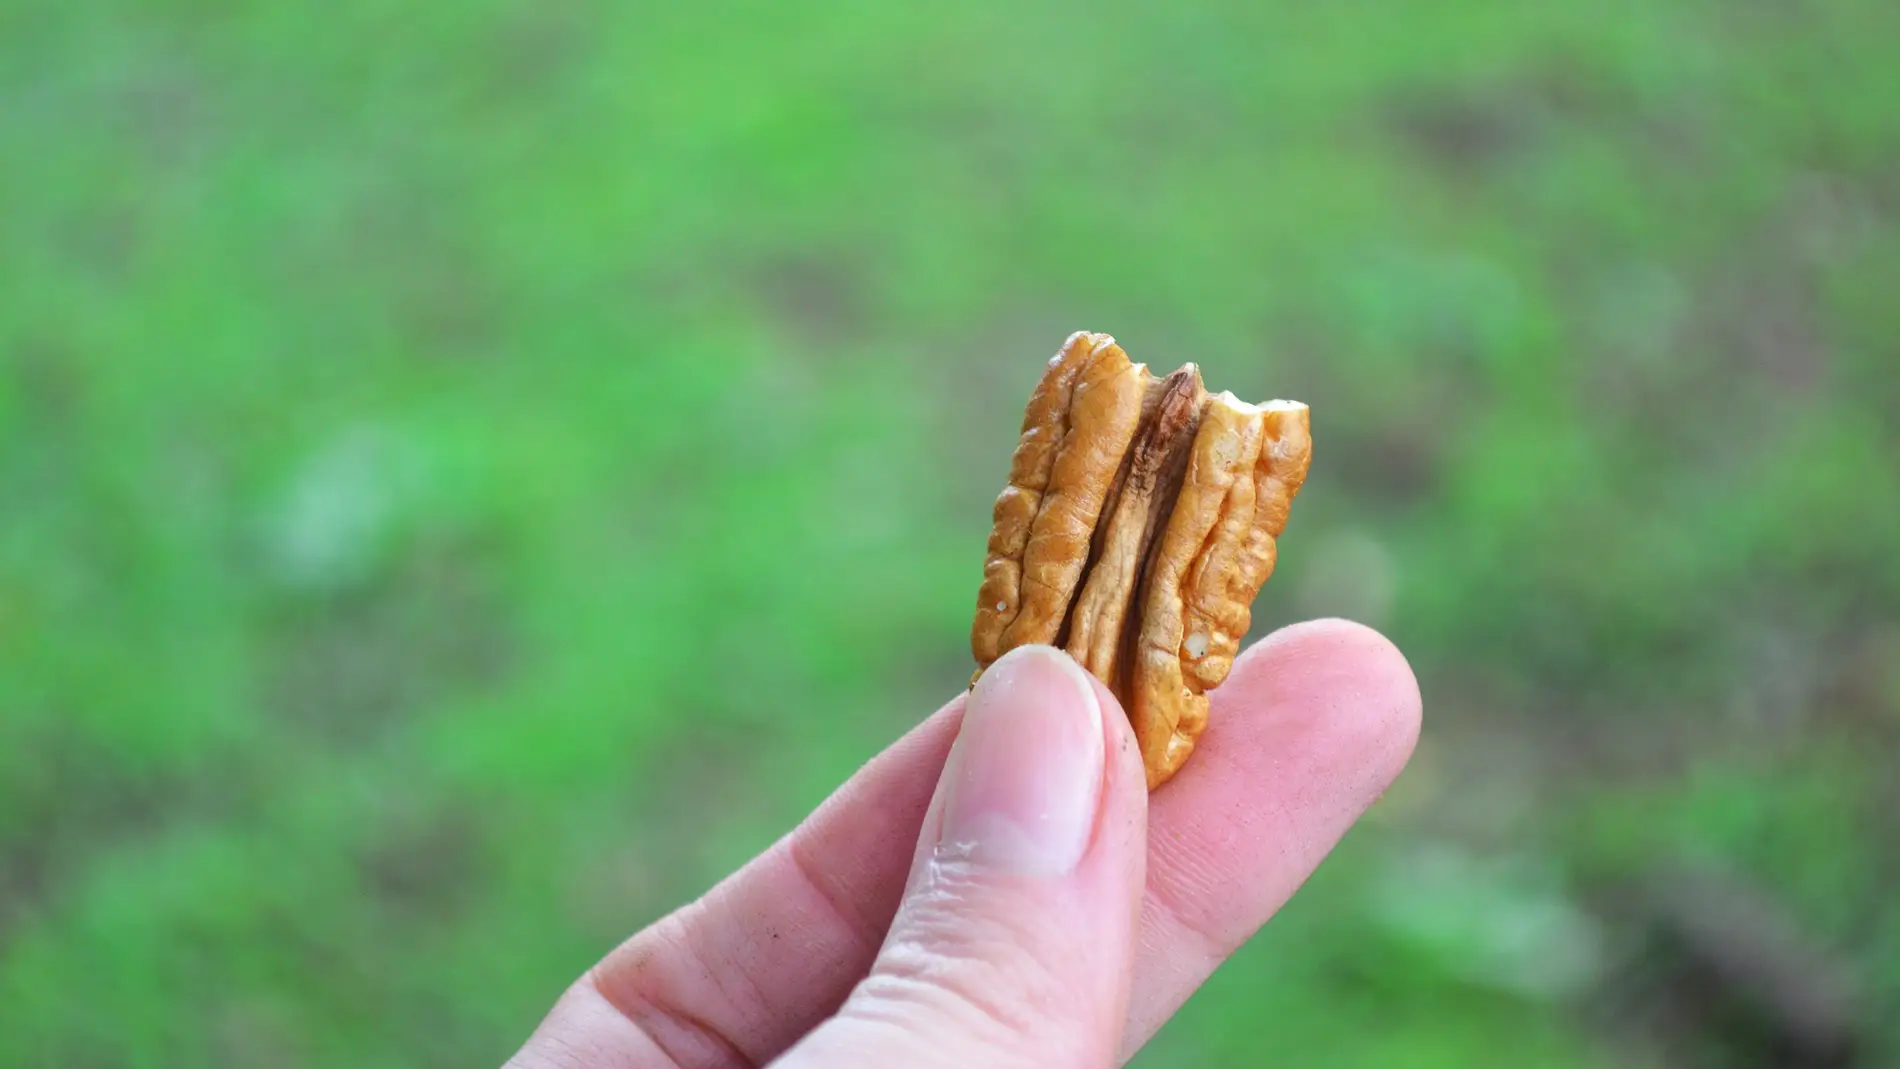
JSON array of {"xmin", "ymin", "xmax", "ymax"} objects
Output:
[{"xmin": 972, "ymin": 332, "xmax": 1312, "ymax": 789}]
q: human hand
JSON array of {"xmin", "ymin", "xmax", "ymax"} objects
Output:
[{"xmin": 507, "ymin": 619, "xmax": 1420, "ymax": 1068}]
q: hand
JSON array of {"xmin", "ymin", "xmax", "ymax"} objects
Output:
[{"xmin": 507, "ymin": 619, "xmax": 1420, "ymax": 1068}]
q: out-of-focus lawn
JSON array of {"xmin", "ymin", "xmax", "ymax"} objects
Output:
[{"xmin": 3, "ymin": 2, "xmax": 1897, "ymax": 1066}]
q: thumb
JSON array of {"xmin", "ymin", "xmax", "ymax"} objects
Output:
[{"xmin": 774, "ymin": 644, "xmax": 1149, "ymax": 1069}]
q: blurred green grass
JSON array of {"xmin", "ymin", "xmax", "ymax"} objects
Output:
[{"xmin": 3, "ymin": 1, "xmax": 1897, "ymax": 1066}]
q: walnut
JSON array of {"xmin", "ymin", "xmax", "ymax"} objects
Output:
[{"xmin": 972, "ymin": 332, "xmax": 1312, "ymax": 789}]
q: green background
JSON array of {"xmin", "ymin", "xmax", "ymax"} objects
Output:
[{"xmin": 4, "ymin": 2, "xmax": 1897, "ymax": 1066}]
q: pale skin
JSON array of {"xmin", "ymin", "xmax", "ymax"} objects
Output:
[{"xmin": 507, "ymin": 618, "xmax": 1422, "ymax": 1068}]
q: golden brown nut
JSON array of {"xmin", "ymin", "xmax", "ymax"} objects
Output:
[{"xmin": 971, "ymin": 333, "xmax": 1312, "ymax": 789}]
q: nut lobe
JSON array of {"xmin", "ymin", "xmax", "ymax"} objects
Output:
[
  {"xmin": 973, "ymin": 333, "xmax": 1147, "ymax": 667},
  {"xmin": 1063, "ymin": 365, "xmax": 1205, "ymax": 697},
  {"xmin": 1131, "ymin": 393, "xmax": 1268, "ymax": 786}
]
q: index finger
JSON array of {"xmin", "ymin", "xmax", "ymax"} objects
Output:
[{"xmin": 1122, "ymin": 618, "xmax": 1422, "ymax": 1055}]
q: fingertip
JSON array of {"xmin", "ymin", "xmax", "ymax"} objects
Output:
[
  {"xmin": 1226, "ymin": 616, "xmax": 1422, "ymax": 787},
  {"xmin": 1136, "ymin": 618, "xmax": 1422, "ymax": 962}
]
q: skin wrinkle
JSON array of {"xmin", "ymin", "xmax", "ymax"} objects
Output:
[
  {"xmin": 617, "ymin": 991, "xmax": 756, "ymax": 1069},
  {"xmin": 903, "ymin": 859, "xmax": 1070, "ymax": 953},
  {"xmin": 839, "ymin": 970, "xmax": 1095, "ymax": 1064},
  {"xmin": 697, "ymin": 906, "xmax": 786, "ymax": 1057},
  {"xmin": 521, "ymin": 1029, "xmax": 597, "ymax": 1069},
  {"xmin": 527, "ymin": 983, "xmax": 677, "ymax": 1069},
  {"xmin": 782, "ymin": 835, "xmax": 891, "ymax": 973},
  {"xmin": 591, "ymin": 921, "xmax": 762, "ymax": 1069},
  {"xmin": 574, "ymin": 974, "xmax": 744, "ymax": 1069},
  {"xmin": 862, "ymin": 934, "xmax": 1055, "ymax": 1040}
]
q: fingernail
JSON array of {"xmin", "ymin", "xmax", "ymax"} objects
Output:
[{"xmin": 938, "ymin": 645, "xmax": 1105, "ymax": 876}]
